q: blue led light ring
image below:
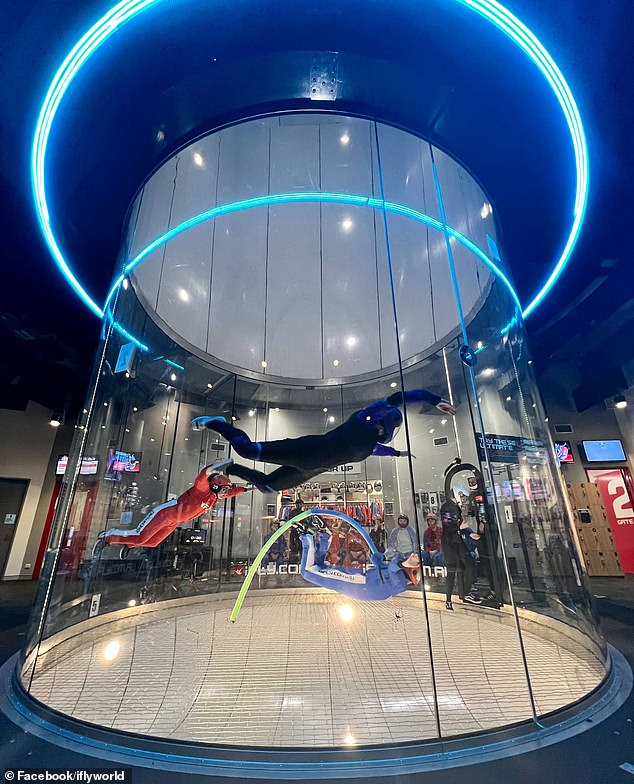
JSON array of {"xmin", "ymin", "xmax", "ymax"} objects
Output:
[
  {"xmin": 121, "ymin": 192, "xmax": 521, "ymax": 308},
  {"xmin": 32, "ymin": 0, "xmax": 588, "ymax": 322},
  {"xmin": 109, "ymin": 191, "xmax": 518, "ymax": 352},
  {"xmin": 458, "ymin": 0, "xmax": 588, "ymax": 198},
  {"xmin": 32, "ymin": 0, "xmax": 161, "ymax": 318}
]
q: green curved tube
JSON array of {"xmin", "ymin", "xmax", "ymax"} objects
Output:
[{"xmin": 229, "ymin": 508, "xmax": 379, "ymax": 623}]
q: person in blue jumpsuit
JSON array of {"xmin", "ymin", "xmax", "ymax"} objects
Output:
[
  {"xmin": 192, "ymin": 389, "xmax": 455, "ymax": 493},
  {"xmin": 298, "ymin": 530, "xmax": 421, "ymax": 600}
]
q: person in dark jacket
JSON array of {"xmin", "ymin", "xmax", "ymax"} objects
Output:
[
  {"xmin": 440, "ymin": 500, "xmax": 481, "ymax": 610},
  {"xmin": 192, "ymin": 390, "xmax": 455, "ymax": 492},
  {"xmin": 369, "ymin": 518, "xmax": 387, "ymax": 554}
]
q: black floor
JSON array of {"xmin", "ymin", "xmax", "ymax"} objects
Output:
[{"xmin": 0, "ymin": 579, "xmax": 632, "ymax": 783}]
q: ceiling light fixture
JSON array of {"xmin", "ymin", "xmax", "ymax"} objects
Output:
[{"xmin": 614, "ymin": 395, "xmax": 627, "ymax": 410}]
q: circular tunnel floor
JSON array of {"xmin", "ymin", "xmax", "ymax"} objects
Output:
[{"xmin": 26, "ymin": 591, "xmax": 605, "ymax": 748}]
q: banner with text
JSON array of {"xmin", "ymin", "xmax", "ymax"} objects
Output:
[{"xmin": 586, "ymin": 468, "xmax": 634, "ymax": 573}]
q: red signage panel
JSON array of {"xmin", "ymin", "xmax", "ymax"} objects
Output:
[{"xmin": 586, "ymin": 468, "xmax": 634, "ymax": 573}]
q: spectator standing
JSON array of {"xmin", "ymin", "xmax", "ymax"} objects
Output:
[
  {"xmin": 369, "ymin": 518, "xmax": 388, "ymax": 554},
  {"xmin": 440, "ymin": 500, "xmax": 481, "ymax": 610}
]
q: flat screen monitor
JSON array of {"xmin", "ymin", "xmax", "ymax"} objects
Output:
[
  {"xmin": 104, "ymin": 448, "xmax": 142, "ymax": 481},
  {"xmin": 112, "ymin": 450, "xmax": 142, "ymax": 472},
  {"xmin": 582, "ymin": 439, "xmax": 626, "ymax": 462},
  {"xmin": 555, "ymin": 441, "xmax": 574, "ymax": 463}
]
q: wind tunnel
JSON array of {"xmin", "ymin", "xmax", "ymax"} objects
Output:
[{"xmin": 20, "ymin": 113, "xmax": 607, "ymax": 752}]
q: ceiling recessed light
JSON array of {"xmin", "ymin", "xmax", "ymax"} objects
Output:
[
  {"xmin": 340, "ymin": 133, "xmax": 350, "ymax": 145},
  {"xmin": 261, "ymin": 360, "xmax": 267, "ymax": 368},
  {"xmin": 193, "ymin": 152, "xmax": 204, "ymax": 167},
  {"xmin": 390, "ymin": 382, "xmax": 397, "ymax": 388},
  {"xmin": 341, "ymin": 218, "xmax": 353, "ymax": 232}
]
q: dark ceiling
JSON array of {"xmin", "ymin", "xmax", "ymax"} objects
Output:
[{"xmin": 0, "ymin": 0, "xmax": 632, "ymax": 416}]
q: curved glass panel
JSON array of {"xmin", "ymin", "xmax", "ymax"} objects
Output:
[{"xmin": 21, "ymin": 114, "xmax": 606, "ymax": 749}]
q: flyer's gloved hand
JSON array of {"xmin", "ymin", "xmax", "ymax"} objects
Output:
[
  {"xmin": 436, "ymin": 400, "xmax": 456, "ymax": 415},
  {"xmin": 191, "ymin": 415, "xmax": 226, "ymax": 431}
]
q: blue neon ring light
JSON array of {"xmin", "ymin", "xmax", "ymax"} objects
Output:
[
  {"xmin": 31, "ymin": 0, "xmax": 588, "ymax": 322},
  {"xmin": 100, "ymin": 191, "xmax": 521, "ymax": 352}
]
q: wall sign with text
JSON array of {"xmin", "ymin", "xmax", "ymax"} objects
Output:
[{"xmin": 586, "ymin": 468, "xmax": 634, "ymax": 573}]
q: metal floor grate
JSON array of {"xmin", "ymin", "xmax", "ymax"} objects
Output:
[{"xmin": 28, "ymin": 592, "xmax": 605, "ymax": 747}]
